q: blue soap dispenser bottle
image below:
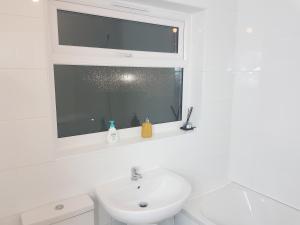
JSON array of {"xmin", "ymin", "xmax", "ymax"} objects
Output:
[{"xmin": 107, "ymin": 120, "xmax": 118, "ymax": 144}]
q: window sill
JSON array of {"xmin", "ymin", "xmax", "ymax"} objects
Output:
[{"xmin": 55, "ymin": 129, "xmax": 196, "ymax": 159}]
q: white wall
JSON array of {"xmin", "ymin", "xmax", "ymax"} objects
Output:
[
  {"xmin": 0, "ymin": 0, "xmax": 237, "ymax": 224},
  {"xmin": 230, "ymin": 0, "xmax": 300, "ymax": 210}
]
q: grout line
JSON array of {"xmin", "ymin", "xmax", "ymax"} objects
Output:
[
  {"xmin": 0, "ymin": 12, "xmax": 42, "ymax": 19},
  {"xmin": 0, "ymin": 68, "xmax": 47, "ymax": 71},
  {"xmin": 0, "ymin": 116, "xmax": 50, "ymax": 123},
  {"xmin": 0, "ymin": 158, "xmax": 55, "ymax": 175}
]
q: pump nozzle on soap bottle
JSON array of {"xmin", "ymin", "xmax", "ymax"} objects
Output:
[{"xmin": 107, "ymin": 120, "xmax": 118, "ymax": 144}]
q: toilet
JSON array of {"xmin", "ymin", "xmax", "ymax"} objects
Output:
[{"xmin": 21, "ymin": 195, "xmax": 94, "ymax": 225}]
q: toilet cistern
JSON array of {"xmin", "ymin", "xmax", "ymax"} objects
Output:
[
  {"xmin": 21, "ymin": 195, "xmax": 94, "ymax": 225},
  {"xmin": 131, "ymin": 167, "xmax": 143, "ymax": 181}
]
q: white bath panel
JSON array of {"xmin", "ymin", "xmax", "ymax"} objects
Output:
[
  {"xmin": 159, "ymin": 217, "xmax": 175, "ymax": 225},
  {"xmin": 111, "ymin": 219, "xmax": 125, "ymax": 225},
  {"xmin": 110, "ymin": 216, "xmax": 175, "ymax": 225},
  {"xmin": 175, "ymin": 213, "xmax": 202, "ymax": 225}
]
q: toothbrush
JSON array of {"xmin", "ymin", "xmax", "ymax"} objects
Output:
[{"xmin": 186, "ymin": 107, "xmax": 193, "ymax": 125}]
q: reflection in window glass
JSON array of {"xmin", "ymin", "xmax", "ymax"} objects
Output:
[
  {"xmin": 54, "ymin": 65, "xmax": 183, "ymax": 138},
  {"xmin": 57, "ymin": 10, "xmax": 179, "ymax": 53}
]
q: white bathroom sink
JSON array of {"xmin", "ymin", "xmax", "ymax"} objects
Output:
[{"xmin": 95, "ymin": 168, "xmax": 191, "ymax": 225}]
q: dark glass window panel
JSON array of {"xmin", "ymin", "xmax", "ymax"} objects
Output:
[
  {"xmin": 54, "ymin": 65, "xmax": 183, "ymax": 138},
  {"xmin": 57, "ymin": 10, "xmax": 179, "ymax": 53}
]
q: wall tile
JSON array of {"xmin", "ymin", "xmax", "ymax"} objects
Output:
[
  {"xmin": 202, "ymin": 71, "xmax": 234, "ymax": 101},
  {"xmin": 0, "ymin": 118, "xmax": 53, "ymax": 171},
  {"xmin": 0, "ymin": 0, "xmax": 44, "ymax": 18},
  {"xmin": 230, "ymin": 0, "xmax": 300, "ymax": 210},
  {"xmin": 0, "ymin": 73, "xmax": 17, "ymax": 120},
  {"xmin": 200, "ymin": 100, "xmax": 233, "ymax": 138},
  {"xmin": 0, "ymin": 121, "xmax": 19, "ymax": 170},
  {"xmin": 0, "ymin": 15, "xmax": 47, "ymax": 69},
  {"xmin": 0, "ymin": 214, "xmax": 20, "ymax": 225},
  {"xmin": 0, "ymin": 69, "xmax": 51, "ymax": 121},
  {"xmin": 15, "ymin": 118, "xmax": 54, "ymax": 166},
  {"xmin": 203, "ymin": 7, "xmax": 237, "ymax": 72}
]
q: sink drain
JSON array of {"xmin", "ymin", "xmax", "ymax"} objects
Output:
[{"xmin": 138, "ymin": 202, "xmax": 148, "ymax": 208}]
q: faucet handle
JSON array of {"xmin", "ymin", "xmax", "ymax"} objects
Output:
[
  {"xmin": 131, "ymin": 167, "xmax": 142, "ymax": 181},
  {"xmin": 131, "ymin": 167, "xmax": 139, "ymax": 174}
]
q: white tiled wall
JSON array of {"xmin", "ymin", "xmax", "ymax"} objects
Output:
[
  {"xmin": 0, "ymin": 0, "xmax": 54, "ymax": 172},
  {"xmin": 0, "ymin": 70, "xmax": 50, "ymax": 120},
  {"xmin": 0, "ymin": 16, "xmax": 47, "ymax": 68},
  {"xmin": 230, "ymin": 0, "xmax": 300, "ymax": 210},
  {"xmin": 0, "ymin": 0, "xmax": 237, "ymax": 224},
  {"xmin": 0, "ymin": 0, "xmax": 44, "ymax": 17}
]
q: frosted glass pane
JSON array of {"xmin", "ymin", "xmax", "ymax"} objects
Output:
[
  {"xmin": 54, "ymin": 65, "xmax": 183, "ymax": 138},
  {"xmin": 57, "ymin": 10, "xmax": 179, "ymax": 53}
]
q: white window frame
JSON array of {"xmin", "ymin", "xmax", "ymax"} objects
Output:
[
  {"xmin": 50, "ymin": 0, "xmax": 185, "ymax": 60},
  {"xmin": 48, "ymin": 0, "xmax": 191, "ymax": 156}
]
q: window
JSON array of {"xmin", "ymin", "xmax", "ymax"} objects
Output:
[
  {"xmin": 54, "ymin": 65, "xmax": 183, "ymax": 138},
  {"xmin": 51, "ymin": 1, "xmax": 185, "ymax": 59},
  {"xmin": 50, "ymin": 1, "xmax": 187, "ymax": 143},
  {"xmin": 57, "ymin": 10, "xmax": 179, "ymax": 53}
]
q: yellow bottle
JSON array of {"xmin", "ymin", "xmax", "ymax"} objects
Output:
[{"xmin": 141, "ymin": 118, "xmax": 152, "ymax": 138}]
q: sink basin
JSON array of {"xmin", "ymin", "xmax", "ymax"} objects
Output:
[{"xmin": 95, "ymin": 168, "xmax": 191, "ymax": 225}]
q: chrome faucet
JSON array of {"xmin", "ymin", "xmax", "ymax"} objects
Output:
[{"xmin": 131, "ymin": 167, "xmax": 142, "ymax": 181}]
